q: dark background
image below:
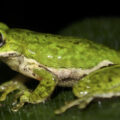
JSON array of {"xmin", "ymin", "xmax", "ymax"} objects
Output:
[{"xmin": 0, "ymin": 2, "xmax": 120, "ymax": 33}]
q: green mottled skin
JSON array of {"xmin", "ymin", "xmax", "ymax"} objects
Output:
[
  {"xmin": 1, "ymin": 22, "xmax": 120, "ymax": 114},
  {"xmin": 0, "ymin": 24, "xmax": 120, "ymax": 68}
]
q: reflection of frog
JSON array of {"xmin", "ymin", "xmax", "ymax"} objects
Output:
[{"xmin": 0, "ymin": 22, "xmax": 120, "ymax": 113}]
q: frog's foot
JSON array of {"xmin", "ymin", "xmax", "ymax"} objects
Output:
[
  {"xmin": 12, "ymin": 69, "xmax": 57, "ymax": 112},
  {"xmin": 0, "ymin": 75, "xmax": 28, "ymax": 102},
  {"xmin": 55, "ymin": 96, "xmax": 93, "ymax": 114},
  {"xmin": 12, "ymin": 80, "xmax": 56, "ymax": 112}
]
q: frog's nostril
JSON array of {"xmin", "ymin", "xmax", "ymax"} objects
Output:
[{"xmin": 0, "ymin": 33, "xmax": 5, "ymax": 47}]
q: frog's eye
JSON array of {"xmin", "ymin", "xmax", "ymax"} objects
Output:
[{"xmin": 0, "ymin": 33, "xmax": 5, "ymax": 47}]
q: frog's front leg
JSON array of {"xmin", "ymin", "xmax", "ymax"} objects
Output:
[
  {"xmin": 0, "ymin": 74, "xmax": 28, "ymax": 102},
  {"xmin": 12, "ymin": 68, "xmax": 57, "ymax": 112}
]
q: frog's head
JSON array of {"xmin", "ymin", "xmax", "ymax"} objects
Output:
[
  {"xmin": 0, "ymin": 23, "xmax": 25, "ymax": 72},
  {"xmin": 0, "ymin": 23, "xmax": 21, "ymax": 58}
]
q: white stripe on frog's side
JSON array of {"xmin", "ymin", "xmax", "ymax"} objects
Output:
[
  {"xmin": 48, "ymin": 60, "xmax": 114, "ymax": 80},
  {"xmin": 0, "ymin": 51, "xmax": 114, "ymax": 85},
  {"xmin": 48, "ymin": 60, "xmax": 114, "ymax": 86}
]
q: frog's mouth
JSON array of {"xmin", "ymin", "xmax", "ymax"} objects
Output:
[{"xmin": 0, "ymin": 51, "xmax": 21, "ymax": 58}]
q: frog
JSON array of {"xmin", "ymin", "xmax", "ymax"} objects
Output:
[{"xmin": 0, "ymin": 22, "xmax": 120, "ymax": 113}]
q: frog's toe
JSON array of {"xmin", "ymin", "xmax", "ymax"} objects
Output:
[
  {"xmin": 0, "ymin": 81, "xmax": 19, "ymax": 101},
  {"xmin": 77, "ymin": 97, "xmax": 93, "ymax": 109},
  {"xmin": 12, "ymin": 100, "xmax": 25, "ymax": 112},
  {"xmin": 55, "ymin": 97, "xmax": 93, "ymax": 114},
  {"xmin": 55, "ymin": 99, "xmax": 82, "ymax": 114},
  {"xmin": 12, "ymin": 90, "xmax": 31, "ymax": 111},
  {"xmin": 0, "ymin": 88, "xmax": 14, "ymax": 101}
]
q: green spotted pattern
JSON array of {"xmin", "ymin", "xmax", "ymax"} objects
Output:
[{"xmin": 0, "ymin": 22, "xmax": 120, "ymax": 68}]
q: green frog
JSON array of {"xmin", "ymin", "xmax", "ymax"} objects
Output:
[{"xmin": 0, "ymin": 22, "xmax": 120, "ymax": 114}]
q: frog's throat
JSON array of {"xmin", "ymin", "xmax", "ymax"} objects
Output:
[
  {"xmin": 0, "ymin": 51, "xmax": 48, "ymax": 80},
  {"xmin": 0, "ymin": 51, "xmax": 21, "ymax": 57},
  {"xmin": 0, "ymin": 51, "xmax": 114, "ymax": 86}
]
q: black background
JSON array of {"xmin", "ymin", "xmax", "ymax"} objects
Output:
[{"xmin": 0, "ymin": 2, "xmax": 120, "ymax": 33}]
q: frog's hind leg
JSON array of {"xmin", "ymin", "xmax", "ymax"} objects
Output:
[
  {"xmin": 12, "ymin": 69, "xmax": 57, "ymax": 112},
  {"xmin": 0, "ymin": 74, "xmax": 28, "ymax": 102},
  {"xmin": 55, "ymin": 86, "xmax": 120, "ymax": 114},
  {"xmin": 55, "ymin": 95, "xmax": 93, "ymax": 114}
]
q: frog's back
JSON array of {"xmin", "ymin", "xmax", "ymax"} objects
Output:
[{"xmin": 7, "ymin": 28, "xmax": 120, "ymax": 69}]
